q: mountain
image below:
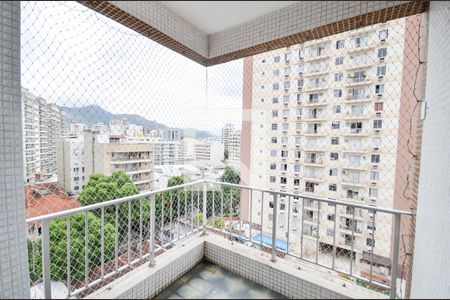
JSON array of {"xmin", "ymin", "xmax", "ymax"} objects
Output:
[{"xmin": 59, "ymin": 105, "xmax": 215, "ymax": 138}]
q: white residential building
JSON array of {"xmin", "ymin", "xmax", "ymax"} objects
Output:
[
  {"xmin": 241, "ymin": 18, "xmax": 418, "ymax": 285},
  {"xmin": 22, "ymin": 88, "xmax": 67, "ymax": 183}
]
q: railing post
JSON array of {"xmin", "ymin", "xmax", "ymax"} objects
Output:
[
  {"xmin": 390, "ymin": 213, "xmax": 401, "ymax": 299},
  {"xmin": 149, "ymin": 194, "xmax": 156, "ymax": 267},
  {"xmin": 271, "ymin": 193, "xmax": 278, "ymax": 263},
  {"xmin": 42, "ymin": 220, "xmax": 52, "ymax": 299},
  {"xmin": 202, "ymin": 182, "xmax": 207, "ymax": 235}
]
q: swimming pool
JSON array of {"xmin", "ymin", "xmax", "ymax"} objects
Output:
[{"xmin": 251, "ymin": 233, "xmax": 288, "ymax": 251}]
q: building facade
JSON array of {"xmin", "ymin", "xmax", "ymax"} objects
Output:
[
  {"xmin": 241, "ymin": 17, "xmax": 419, "ymax": 284},
  {"xmin": 83, "ymin": 131, "xmax": 155, "ymax": 192},
  {"xmin": 22, "ymin": 88, "xmax": 67, "ymax": 183}
]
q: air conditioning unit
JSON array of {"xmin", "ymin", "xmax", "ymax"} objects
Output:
[
  {"xmin": 294, "ymin": 173, "xmax": 299, "ymax": 176},
  {"xmin": 374, "ymin": 129, "xmax": 381, "ymax": 133},
  {"xmin": 285, "ymin": 88, "xmax": 289, "ymax": 92},
  {"xmin": 298, "ymin": 87, "xmax": 303, "ymax": 90},
  {"xmin": 379, "ymin": 57, "xmax": 385, "ymax": 61},
  {"xmin": 378, "ymin": 75, "xmax": 384, "ymax": 80},
  {"xmin": 376, "ymin": 112, "xmax": 382, "ymax": 116},
  {"xmin": 373, "ymin": 147, "xmax": 379, "ymax": 151},
  {"xmin": 377, "ymin": 93, "xmax": 383, "ymax": 97},
  {"xmin": 380, "ymin": 39, "xmax": 386, "ymax": 43},
  {"xmin": 371, "ymin": 182, "xmax": 377, "ymax": 185},
  {"xmin": 285, "ymin": 74, "xmax": 289, "ymax": 78},
  {"xmin": 372, "ymin": 164, "xmax": 378, "ymax": 169}
]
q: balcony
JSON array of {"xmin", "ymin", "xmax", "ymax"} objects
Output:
[{"xmin": 26, "ymin": 179, "xmax": 410, "ymax": 299}]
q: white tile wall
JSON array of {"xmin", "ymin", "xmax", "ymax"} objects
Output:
[
  {"xmin": 204, "ymin": 241, "xmax": 348, "ymax": 299},
  {"xmin": 109, "ymin": 1, "xmax": 208, "ymax": 58},
  {"xmin": 412, "ymin": 1, "xmax": 450, "ymax": 298},
  {"xmin": 0, "ymin": 1, "xmax": 30, "ymax": 298},
  {"xmin": 208, "ymin": 1, "xmax": 409, "ymax": 58}
]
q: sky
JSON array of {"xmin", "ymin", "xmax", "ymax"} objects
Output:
[{"xmin": 21, "ymin": 1, "xmax": 244, "ymax": 135}]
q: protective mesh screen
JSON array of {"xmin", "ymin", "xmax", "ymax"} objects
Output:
[{"xmin": 22, "ymin": 1, "xmax": 425, "ymax": 299}]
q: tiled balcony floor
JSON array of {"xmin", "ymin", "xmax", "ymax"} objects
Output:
[{"xmin": 154, "ymin": 261, "xmax": 287, "ymax": 299}]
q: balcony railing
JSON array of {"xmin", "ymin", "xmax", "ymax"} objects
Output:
[{"xmin": 26, "ymin": 179, "xmax": 411, "ymax": 299}]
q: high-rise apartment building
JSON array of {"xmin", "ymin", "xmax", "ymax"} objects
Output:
[
  {"xmin": 22, "ymin": 88, "xmax": 67, "ymax": 183},
  {"xmin": 222, "ymin": 123, "xmax": 241, "ymax": 162},
  {"xmin": 241, "ymin": 17, "xmax": 420, "ymax": 284}
]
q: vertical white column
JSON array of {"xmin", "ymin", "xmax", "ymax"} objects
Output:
[{"xmin": 0, "ymin": 1, "xmax": 31, "ymax": 298}]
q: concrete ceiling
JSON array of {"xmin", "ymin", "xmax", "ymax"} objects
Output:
[{"xmin": 161, "ymin": 1, "xmax": 297, "ymax": 35}]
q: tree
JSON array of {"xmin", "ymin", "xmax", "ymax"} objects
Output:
[
  {"xmin": 224, "ymin": 149, "xmax": 229, "ymax": 160},
  {"xmin": 167, "ymin": 175, "xmax": 190, "ymax": 187},
  {"xmin": 221, "ymin": 166, "xmax": 240, "ymax": 184},
  {"xmin": 28, "ymin": 212, "xmax": 116, "ymax": 281}
]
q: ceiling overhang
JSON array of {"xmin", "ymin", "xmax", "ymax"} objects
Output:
[{"xmin": 79, "ymin": 1, "xmax": 429, "ymax": 67}]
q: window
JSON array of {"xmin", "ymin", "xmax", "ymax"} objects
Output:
[
  {"xmin": 294, "ymin": 178, "xmax": 300, "ymax": 186},
  {"xmin": 334, "ymin": 72, "xmax": 343, "ymax": 81},
  {"xmin": 272, "ymin": 124, "xmax": 278, "ymax": 130},
  {"xmin": 336, "ymin": 40, "xmax": 345, "ymax": 49},
  {"xmin": 331, "ymin": 137, "xmax": 339, "ymax": 145},
  {"xmin": 310, "ymin": 47, "xmax": 322, "ymax": 57},
  {"xmin": 74, "ymin": 186, "xmax": 79, "ymax": 191},
  {"xmin": 370, "ymin": 171, "xmax": 379, "ymax": 181},
  {"xmin": 372, "ymin": 137, "xmax": 381, "ymax": 148},
  {"xmin": 273, "ymin": 83, "xmax": 279, "ymax": 90},
  {"xmin": 299, "ymin": 49, "xmax": 305, "ymax": 59},
  {"xmin": 284, "ymin": 67, "xmax": 291, "ymax": 75},
  {"xmin": 354, "ymin": 54, "xmax": 368, "ymax": 65},
  {"xmin": 273, "ymin": 69, "xmax": 280, "ymax": 77},
  {"xmin": 369, "ymin": 188, "xmax": 378, "ymax": 199},
  {"xmin": 262, "ymin": 59, "xmax": 266, "ymax": 63},
  {"xmin": 270, "ymin": 163, "xmax": 276, "ymax": 170},
  {"xmin": 309, "ymin": 62, "xmax": 322, "ymax": 73},
  {"xmin": 331, "ymin": 121, "xmax": 340, "ymax": 129},
  {"xmin": 329, "ymin": 184, "xmax": 337, "ymax": 191},
  {"xmin": 353, "ymin": 71, "xmax": 366, "ymax": 82},
  {"xmin": 352, "ymin": 87, "xmax": 365, "ymax": 99},
  {"xmin": 271, "ymin": 137, "xmax": 277, "ymax": 143},
  {"xmin": 280, "ymin": 203, "xmax": 286, "ymax": 211},
  {"xmin": 335, "ymin": 57, "xmax": 344, "ymax": 65},
  {"xmin": 329, "ymin": 168, "xmax": 338, "ymax": 176},
  {"xmin": 282, "ymin": 123, "xmax": 289, "ymax": 130},
  {"xmin": 73, "ymin": 167, "xmax": 79, "ymax": 172},
  {"xmin": 351, "ymin": 105, "xmax": 364, "ymax": 116},
  {"xmin": 272, "ymin": 110, "xmax": 278, "ymax": 117},
  {"xmin": 355, "ymin": 36, "xmax": 368, "ymax": 47},
  {"xmin": 281, "ymin": 136, "xmax": 288, "ymax": 144},
  {"xmin": 373, "ymin": 120, "xmax": 382, "ymax": 129},
  {"xmin": 285, "ymin": 52, "xmax": 292, "ymax": 62},
  {"xmin": 371, "ymin": 154, "xmax": 380, "ymax": 163},
  {"xmin": 375, "ymin": 84, "xmax": 385, "ymax": 95},
  {"xmin": 327, "ymin": 229, "xmax": 335, "ymax": 237},
  {"xmin": 270, "ymin": 150, "xmax": 277, "ymax": 157},
  {"xmin": 281, "ymin": 150, "xmax": 288, "ymax": 158},
  {"xmin": 367, "ymin": 238, "xmax": 375, "ymax": 247},
  {"xmin": 378, "ymin": 48, "xmax": 387, "ymax": 59},
  {"xmin": 379, "ymin": 29, "xmax": 388, "ymax": 41},
  {"xmin": 295, "ymin": 122, "xmax": 302, "ymax": 130},
  {"xmin": 82, "ymin": 167, "xmax": 85, "ymax": 172},
  {"xmin": 298, "ymin": 64, "xmax": 305, "ymax": 73},
  {"xmin": 294, "ymin": 164, "xmax": 300, "ymax": 173},
  {"xmin": 74, "ymin": 176, "xmax": 79, "ymax": 181},
  {"xmin": 327, "ymin": 214, "xmax": 335, "ymax": 221},
  {"xmin": 374, "ymin": 102, "xmax": 384, "ymax": 111},
  {"xmin": 333, "ymin": 89, "xmax": 342, "ymax": 97},
  {"xmin": 333, "ymin": 105, "xmax": 341, "ymax": 113},
  {"xmin": 284, "ymin": 81, "xmax": 290, "ymax": 89},
  {"xmin": 272, "ymin": 97, "xmax": 279, "ymax": 104},
  {"xmin": 377, "ymin": 65, "xmax": 387, "ymax": 77},
  {"xmin": 295, "ymin": 136, "xmax": 301, "ymax": 145},
  {"xmin": 261, "ymin": 85, "xmax": 265, "ymax": 90},
  {"xmin": 274, "ymin": 55, "xmax": 280, "ymax": 63},
  {"xmin": 282, "ymin": 109, "xmax": 289, "ymax": 117},
  {"xmin": 330, "ymin": 152, "xmax": 339, "ymax": 160},
  {"xmin": 295, "ymin": 150, "xmax": 301, "ymax": 159},
  {"xmin": 280, "ymin": 177, "xmax": 287, "ymax": 184}
]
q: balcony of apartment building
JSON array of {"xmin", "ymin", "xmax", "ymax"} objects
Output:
[
  {"xmin": 110, "ymin": 152, "xmax": 152, "ymax": 164},
  {"xmin": 302, "ymin": 108, "xmax": 327, "ymax": 122},
  {"xmin": 2, "ymin": 1, "xmax": 449, "ymax": 300}
]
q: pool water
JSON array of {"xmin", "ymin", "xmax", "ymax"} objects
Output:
[{"xmin": 154, "ymin": 261, "xmax": 287, "ymax": 299}]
